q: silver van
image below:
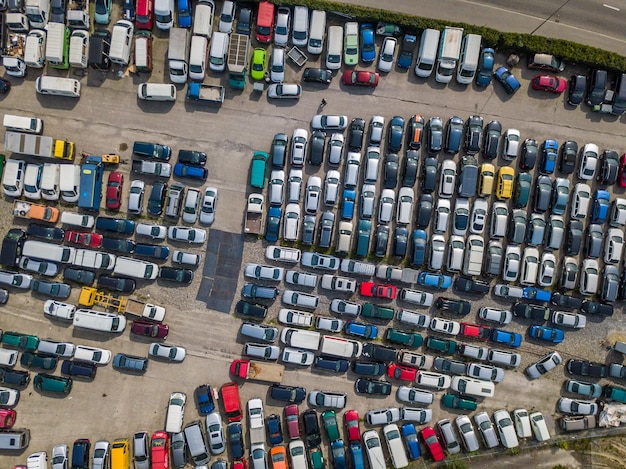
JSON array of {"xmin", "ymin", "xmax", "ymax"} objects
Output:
[
  {"xmin": 184, "ymin": 421, "xmax": 210, "ymax": 466},
  {"xmin": 0, "ymin": 430, "xmax": 30, "ymax": 450},
  {"xmin": 2, "ymin": 159, "xmax": 25, "ymax": 197},
  {"xmin": 40, "ymin": 163, "xmax": 59, "ymax": 201},
  {"xmin": 456, "ymin": 34, "xmax": 481, "ymax": 84},
  {"xmin": 282, "ymin": 290, "xmax": 319, "ymax": 309},
  {"xmin": 109, "ymin": 20, "xmax": 134, "ymax": 65},
  {"xmin": 113, "ymin": 257, "xmax": 159, "ymax": 280},
  {"xmin": 326, "ymin": 25, "xmax": 343, "ymax": 70},
  {"xmin": 35, "ymin": 76, "xmax": 81, "ymax": 97},
  {"xmin": 137, "ymin": 83, "xmax": 176, "ymax": 101},
  {"xmin": 60, "ymin": 211, "xmax": 95, "ymax": 228},
  {"xmin": 415, "ymin": 28, "xmax": 440, "ymax": 78},
  {"xmin": 73, "ymin": 309, "xmax": 127, "ymax": 333}
]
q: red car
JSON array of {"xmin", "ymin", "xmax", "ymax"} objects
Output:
[
  {"xmin": 150, "ymin": 431, "xmax": 169, "ymax": 469},
  {"xmin": 284, "ymin": 404, "xmax": 301, "ymax": 440},
  {"xmin": 420, "ymin": 426, "xmax": 445, "ymax": 462},
  {"xmin": 531, "ymin": 75, "xmax": 567, "ymax": 93},
  {"xmin": 131, "ymin": 320, "xmax": 169, "ymax": 339},
  {"xmin": 343, "ymin": 409, "xmax": 361, "ymax": 443},
  {"xmin": 341, "ymin": 70, "xmax": 379, "ymax": 87},
  {"xmin": 64, "ymin": 230, "xmax": 103, "ymax": 248},
  {"xmin": 387, "ymin": 363, "xmax": 417, "ymax": 381},
  {"xmin": 618, "ymin": 153, "xmax": 626, "ymax": 188},
  {"xmin": 106, "ymin": 171, "xmax": 124, "ymax": 210},
  {"xmin": 459, "ymin": 322, "xmax": 491, "ymax": 341},
  {"xmin": 232, "ymin": 459, "xmax": 248, "ymax": 469},
  {"xmin": 0, "ymin": 409, "xmax": 16, "ymax": 429},
  {"xmin": 359, "ymin": 282, "xmax": 397, "ymax": 300}
]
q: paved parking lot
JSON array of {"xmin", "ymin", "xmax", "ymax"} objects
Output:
[{"xmin": 0, "ymin": 11, "xmax": 625, "ymax": 467}]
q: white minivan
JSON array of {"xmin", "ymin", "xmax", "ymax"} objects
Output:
[
  {"xmin": 137, "ymin": 83, "xmax": 177, "ymax": 101},
  {"xmin": 291, "ymin": 5, "xmax": 309, "ymax": 46},
  {"xmin": 40, "ymin": 163, "xmax": 60, "ymax": 201},
  {"xmin": 209, "ymin": 31, "xmax": 229, "ymax": 72},
  {"xmin": 2, "ymin": 159, "xmax": 26, "ymax": 197},
  {"xmin": 307, "ymin": 10, "xmax": 326, "ymax": 55},
  {"xmin": 189, "ymin": 35, "xmax": 209, "ymax": 81},
  {"xmin": 326, "ymin": 25, "xmax": 343, "ymax": 70},
  {"xmin": 35, "ymin": 76, "xmax": 81, "ymax": 97},
  {"xmin": 3, "ymin": 114, "xmax": 43, "ymax": 134},
  {"xmin": 109, "ymin": 20, "xmax": 134, "ymax": 65},
  {"xmin": 456, "ymin": 34, "xmax": 481, "ymax": 84},
  {"xmin": 415, "ymin": 28, "xmax": 440, "ymax": 78},
  {"xmin": 59, "ymin": 164, "xmax": 80, "ymax": 203}
]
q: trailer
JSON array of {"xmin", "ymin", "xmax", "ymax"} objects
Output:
[
  {"xmin": 244, "ymin": 193, "xmax": 264, "ymax": 235},
  {"xmin": 2, "ymin": 32, "xmax": 27, "ymax": 77},
  {"xmin": 78, "ymin": 286, "xmax": 166, "ymax": 321},
  {"xmin": 287, "ymin": 46, "xmax": 307, "ymax": 67},
  {"xmin": 230, "ymin": 359, "xmax": 284, "ymax": 383},
  {"xmin": 5, "ymin": 131, "xmax": 75, "ymax": 160},
  {"xmin": 227, "ymin": 33, "xmax": 250, "ymax": 89},
  {"xmin": 186, "ymin": 82, "xmax": 225, "ymax": 104},
  {"xmin": 13, "ymin": 200, "xmax": 59, "ymax": 222}
]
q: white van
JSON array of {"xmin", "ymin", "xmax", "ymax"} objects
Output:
[
  {"xmin": 456, "ymin": 34, "xmax": 481, "ymax": 84},
  {"xmin": 59, "ymin": 165, "xmax": 80, "ymax": 203},
  {"xmin": 45, "ymin": 22, "xmax": 68, "ymax": 67},
  {"xmin": 2, "ymin": 159, "xmax": 26, "ymax": 197},
  {"xmin": 307, "ymin": 10, "xmax": 326, "ymax": 55},
  {"xmin": 114, "ymin": 257, "xmax": 159, "ymax": 280},
  {"xmin": 72, "ymin": 308, "xmax": 127, "ymax": 333},
  {"xmin": 0, "ymin": 348, "xmax": 19, "ymax": 366},
  {"xmin": 109, "ymin": 20, "xmax": 134, "ymax": 65},
  {"xmin": 40, "ymin": 163, "xmax": 60, "ymax": 201},
  {"xmin": 415, "ymin": 28, "xmax": 440, "ymax": 78},
  {"xmin": 60, "ymin": 211, "xmax": 95, "ymax": 228},
  {"xmin": 326, "ymin": 25, "xmax": 343, "ymax": 70},
  {"xmin": 193, "ymin": 0, "xmax": 215, "ymax": 39},
  {"xmin": 209, "ymin": 31, "xmax": 228, "ymax": 72},
  {"xmin": 189, "ymin": 35, "xmax": 208, "ymax": 81},
  {"xmin": 282, "ymin": 290, "xmax": 319, "ymax": 309},
  {"xmin": 35, "ymin": 76, "xmax": 81, "ymax": 97},
  {"xmin": 23, "ymin": 240, "xmax": 76, "ymax": 263},
  {"xmin": 69, "ymin": 29, "xmax": 89, "ymax": 68},
  {"xmin": 165, "ymin": 392, "xmax": 186, "ymax": 433},
  {"xmin": 3, "ymin": 114, "xmax": 43, "ymax": 134},
  {"xmin": 451, "ymin": 376, "xmax": 495, "ymax": 397},
  {"xmin": 383, "ymin": 424, "xmax": 409, "ymax": 469},
  {"xmin": 23, "ymin": 163, "xmax": 42, "ymax": 200},
  {"xmin": 280, "ymin": 327, "xmax": 320, "ymax": 351},
  {"xmin": 137, "ymin": 83, "xmax": 176, "ymax": 101},
  {"xmin": 319, "ymin": 336, "xmax": 362, "ymax": 358},
  {"xmin": 400, "ymin": 289, "xmax": 434, "ymax": 307},
  {"xmin": 24, "ymin": 29, "xmax": 46, "ymax": 68},
  {"xmin": 291, "ymin": 5, "xmax": 309, "ymax": 46}
]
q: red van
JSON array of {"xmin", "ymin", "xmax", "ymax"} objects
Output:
[
  {"xmin": 255, "ymin": 1, "xmax": 275, "ymax": 43},
  {"xmin": 220, "ymin": 382, "xmax": 243, "ymax": 422},
  {"xmin": 136, "ymin": 0, "xmax": 154, "ymax": 30}
]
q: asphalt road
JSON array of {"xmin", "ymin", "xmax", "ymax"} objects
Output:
[{"xmin": 340, "ymin": 0, "xmax": 626, "ymax": 56}]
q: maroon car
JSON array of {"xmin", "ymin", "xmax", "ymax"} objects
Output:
[
  {"xmin": 341, "ymin": 70, "xmax": 379, "ymax": 87},
  {"xmin": 106, "ymin": 171, "xmax": 124, "ymax": 210},
  {"xmin": 131, "ymin": 320, "xmax": 168, "ymax": 339}
]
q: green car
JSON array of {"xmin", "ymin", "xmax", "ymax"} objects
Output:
[
  {"xmin": 251, "ymin": 48, "xmax": 267, "ymax": 81},
  {"xmin": 425, "ymin": 336, "xmax": 457, "ymax": 355},
  {"xmin": 513, "ymin": 172, "xmax": 532, "ymax": 208},
  {"xmin": 442, "ymin": 393, "xmax": 478, "ymax": 411},
  {"xmin": 33, "ymin": 373, "xmax": 72, "ymax": 395},
  {"xmin": 309, "ymin": 447, "xmax": 326, "ymax": 469},
  {"xmin": 0, "ymin": 154, "xmax": 5, "ymax": 180},
  {"xmin": 361, "ymin": 303, "xmax": 394, "ymax": 320},
  {"xmin": 385, "ymin": 328, "xmax": 423, "ymax": 348},
  {"xmin": 20, "ymin": 352, "xmax": 57, "ymax": 371},
  {"xmin": 344, "ymin": 22, "xmax": 359, "ymax": 66},
  {"xmin": 1, "ymin": 331, "xmax": 39, "ymax": 351},
  {"xmin": 322, "ymin": 410, "xmax": 340, "ymax": 442}
]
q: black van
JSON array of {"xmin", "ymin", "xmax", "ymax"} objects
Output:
[
  {"xmin": 61, "ymin": 360, "xmax": 97, "ymax": 379},
  {"xmin": 89, "ymin": 29, "xmax": 111, "ymax": 70},
  {"xmin": 612, "ymin": 73, "xmax": 626, "ymax": 115},
  {"xmin": 0, "ymin": 229, "xmax": 26, "ymax": 267}
]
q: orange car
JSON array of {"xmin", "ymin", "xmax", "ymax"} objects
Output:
[{"xmin": 269, "ymin": 445, "xmax": 288, "ymax": 469}]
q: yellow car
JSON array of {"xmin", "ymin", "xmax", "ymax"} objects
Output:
[
  {"xmin": 251, "ymin": 48, "xmax": 267, "ymax": 81},
  {"xmin": 496, "ymin": 166, "xmax": 515, "ymax": 199},
  {"xmin": 478, "ymin": 163, "xmax": 495, "ymax": 196}
]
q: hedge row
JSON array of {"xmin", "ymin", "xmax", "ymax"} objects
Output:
[{"xmin": 271, "ymin": 0, "xmax": 626, "ymax": 72}]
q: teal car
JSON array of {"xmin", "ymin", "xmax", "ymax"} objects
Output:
[
  {"xmin": 1, "ymin": 331, "xmax": 39, "ymax": 351},
  {"xmin": 322, "ymin": 410, "xmax": 340, "ymax": 442},
  {"xmin": 251, "ymin": 48, "xmax": 267, "ymax": 81}
]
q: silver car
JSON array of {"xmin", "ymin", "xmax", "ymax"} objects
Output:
[
  {"xmin": 206, "ymin": 412, "xmax": 226, "ymax": 454},
  {"xmin": 378, "ymin": 189, "xmax": 395, "ymax": 224},
  {"xmin": 133, "ymin": 432, "xmax": 149, "ymax": 469},
  {"xmin": 52, "ymin": 444, "xmax": 69, "ymax": 469},
  {"xmin": 360, "ymin": 184, "xmax": 376, "ymax": 219},
  {"xmin": 527, "ymin": 213, "xmax": 546, "ymax": 246},
  {"xmin": 327, "ymin": 133, "xmax": 345, "ymax": 166},
  {"xmin": 455, "ymin": 415, "xmax": 479, "ymax": 452},
  {"xmin": 470, "ymin": 198, "xmax": 488, "ymax": 234},
  {"xmin": 473, "ymin": 412, "xmax": 499, "ymax": 449},
  {"xmin": 369, "ymin": 115, "xmax": 385, "ymax": 144},
  {"xmin": 268, "ymin": 170, "xmax": 285, "ymax": 206},
  {"xmin": 429, "ymin": 234, "xmax": 446, "ymax": 270},
  {"xmin": 305, "ymin": 176, "xmax": 322, "ymax": 214},
  {"xmin": 244, "ymin": 343, "xmax": 281, "ymax": 360},
  {"xmin": 199, "ymin": 187, "xmax": 218, "ymax": 225},
  {"xmin": 502, "ymin": 245, "xmax": 521, "ymax": 282},
  {"xmin": 244, "ymin": 263, "xmax": 284, "ymax": 281},
  {"xmin": 92, "ymin": 440, "xmax": 110, "ymax": 469},
  {"xmin": 287, "ymin": 169, "xmax": 303, "ymax": 203},
  {"xmin": 291, "ymin": 129, "xmax": 308, "ymax": 167},
  {"xmin": 344, "ymin": 152, "xmax": 362, "ymax": 188}
]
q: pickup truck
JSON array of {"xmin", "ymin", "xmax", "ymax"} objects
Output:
[
  {"xmin": 244, "ymin": 194, "xmax": 264, "ymax": 235},
  {"xmin": 320, "ymin": 275, "xmax": 356, "ymax": 292},
  {"xmin": 265, "ymin": 245, "xmax": 301, "ymax": 263},
  {"xmin": 375, "ymin": 265, "xmax": 419, "ymax": 284},
  {"xmin": 13, "ymin": 201, "xmax": 60, "ymax": 223},
  {"xmin": 248, "ymin": 398, "xmax": 266, "ymax": 445},
  {"xmin": 186, "ymin": 82, "xmax": 225, "ymax": 104},
  {"xmin": 230, "ymin": 359, "xmax": 284, "ymax": 384},
  {"xmin": 132, "ymin": 159, "xmax": 172, "ymax": 178}
]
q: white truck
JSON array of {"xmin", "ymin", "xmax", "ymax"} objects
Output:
[
  {"xmin": 5, "ymin": 131, "xmax": 75, "ymax": 160},
  {"xmin": 24, "ymin": 29, "xmax": 46, "ymax": 68},
  {"xmin": 435, "ymin": 26, "xmax": 463, "ymax": 84},
  {"xmin": 45, "ymin": 22, "xmax": 68, "ymax": 68},
  {"xmin": 67, "ymin": 0, "xmax": 90, "ymax": 29},
  {"xmin": 247, "ymin": 398, "xmax": 266, "ymax": 445},
  {"xmin": 131, "ymin": 159, "xmax": 172, "ymax": 178},
  {"xmin": 25, "ymin": 0, "xmax": 50, "ymax": 29},
  {"xmin": 3, "ymin": 32, "xmax": 27, "ymax": 77},
  {"xmin": 72, "ymin": 249, "xmax": 116, "ymax": 270},
  {"xmin": 168, "ymin": 27, "xmax": 189, "ymax": 83},
  {"xmin": 244, "ymin": 193, "xmax": 264, "ymax": 235}
]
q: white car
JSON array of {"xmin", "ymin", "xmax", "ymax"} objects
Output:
[
  {"xmin": 439, "ymin": 159, "xmax": 456, "ymax": 198},
  {"xmin": 269, "ymin": 47, "xmax": 285, "ymax": 82},
  {"xmin": 74, "ymin": 345, "xmax": 112, "ymax": 365},
  {"xmin": 136, "ymin": 223, "xmax": 167, "ymax": 240},
  {"xmin": 452, "ymin": 198, "xmax": 470, "ymax": 236},
  {"xmin": 310, "ymin": 115, "xmax": 348, "ymax": 131},
  {"xmin": 551, "ymin": 311, "xmax": 586, "ymax": 329},
  {"xmin": 269, "ymin": 170, "xmax": 285, "ymax": 206},
  {"xmin": 43, "ymin": 300, "xmax": 76, "ymax": 320},
  {"xmin": 369, "ymin": 115, "xmax": 385, "ymax": 144},
  {"xmin": 366, "ymin": 407, "xmax": 401, "ymax": 425},
  {"xmin": 19, "ymin": 257, "xmax": 58, "ymax": 277},
  {"xmin": 446, "ymin": 236, "xmax": 465, "ymax": 273},
  {"xmin": 493, "ymin": 409, "xmax": 519, "ymax": 449},
  {"xmin": 51, "ymin": 444, "xmax": 69, "ymax": 469},
  {"xmin": 469, "ymin": 198, "xmax": 488, "ymax": 234},
  {"xmin": 429, "ymin": 317, "xmax": 460, "ymax": 336},
  {"xmin": 244, "ymin": 343, "xmax": 281, "ymax": 360},
  {"xmin": 529, "ymin": 412, "xmax": 551, "ymax": 442},
  {"xmin": 172, "ymin": 250, "xmax": 201, "ymax": 266},
  {"xmin": 316, "ymin": 316, "xmax": 344, "ymax": 332},
  {"xmin": 538, "ymin": 252, "xmax": 556, "ymax": 287},
  {"xmin": 344, "ymin": 152, "xmax": 362, "ymax": 188},
  {"xmin": 360, "ymin": 184, "xmax": 376, "ymax": 219},
  {"xmin": 580, "ymin": 258, "xmax": 599, "ymax": 295},
  {"xmin": 291, "ymin": 129, "xmax": 308, "ymax": 167},
  {"xmin": 278, "ymin": 309, "xmax": 313, "ymax": 327},
  {"xmin": 478, "ymin": 306, "xmax": 512, "ymax": 325},
  {"xmin": 328, "ymin": 133, "xmax": 345, "ymax": 166},
  {"xmin": 378, "ymin": 189, "xmax": 395, "ymax": 224},
  {"xmin": 267, "ymin": 83, "xmax": 302, "ymax": 99},
  {"xmin": 324, "ymin": 170, "xmax": 341, "ymax": 206},
  {"xmin": 474, "ymin": 412, "xmax": 499, "ymax": 449},
  {"xmin": 456, "ymin": 415, "xmax": 480, "ymax": 452},
  {"xmin": 520, "ymin": 246, "xmax": 540, "ymax": 286},
  {"xmin": 266, "ymin": 246, "xmax": 301, "ymax": 263},
  {"xmin": 434, "ymin": 198, "xmax": 451, "ymax": 233},
  {"xmin": 251, "ymin": 443, "xmax": 267, "ymax": 469},
  {"xmin": 199, "ymin": 187, "xmax": 218, "ymax": 225},
  {"xmin": 285, "ymin": 270, "xmax": 318, "ymax": 287},
  {"xmin": 429, "ymin": 234, "xmax": 446, "ymax": 270},
  {"xmin": 396, "ymin": 187, "xmax": 414, "ymax": 225},
  {"xmin": 557, "ymin": 397, "xmax": 598, "ymax": 415},
  {"xmin": 377, "ymin": 37, "xmax": 397, "ymax": 72},
  {"xmin": 182, "ymin": 188, "xmax": 201, "ymax": 224},
  {"xmin": 320, "ymin": 274, "xmax": 356, "ymax": 293},
  {"xmin": 578, "ymin": 143, "xmax": 599, "ymax": 180},
  {"xmin": 416, "ymin": 371, "xmax": 452, "ymax": 390},
  {"xmin": 287, "ymin": 168, "xmax": 303, "ymax": 202},
  {"xmin": 282, "ymin": 347, "xmax": 315, "ymax": 365},
  {"xmin": 149, "ymin": 343, "xmax": 186, "ymax": 362},
  {"xmin": 571, "ymin": 183, "xmax": 591, "ymax": 219},
  {"xmin": 364, "ymin": 146, "xmax": 381, "ymax": 183},
  {"xmin": 525, "ymin": 350, "xmax": 562, "ymax": 379},
  {"xmin": 168, "ymin": 226, "xmax": 207, "ymax": 244},
  {"xmin": 502, "ymin": 245, "xmax": 521, "ymax": 282},
  {"xmin": 274, "ymin": 6, "xmax": 290, "ymax": 46},
  {"xmin": 467, "ymin": 363, "xmax": 505, "ymax": 383},
  {"xmin": 330, "ymin": 299, "xmax": 361, "ymax": 316},
  {"xmin": 218, "ymin": 0, "xmax": 235, "ymax": 32},
  {"xmin": 402, "ymin": 407, "xmax": 432, "ymax": 424},
  {"xmin": 305, "ymin": 176, "xmax": 322, "ymax": 214},
  {"xmin": 206, "ymin": 412, "xmax": 225, "ymax": 454},
  {"xmin": 308, "ymin": 390, "xmax": 347, "ymax": 409},
  {"xmin": 288, "ymin": 441, "xmax": 307, "ymax": 469},
  {"xmin": 244, "ymin": 263, "xmax": 284, "ymax": 281},
  {"xmin": 513, "ymin": 409, "xmax": 532, "ymax": 438},
  {"xmin": 490, "ymin": 202, "xmax": 508, "ymax": 238},
  {"xmin": 37, "ymin": 339, "xmax": 75, "ymax": 357},
  {"xmin": 283, "ymin": 204, "xmax": 301, "ymax": 241},
  {"xmin": 0, "ymin": 386, "xmax": 19, "ymax": 407},
  {"xmin": 396, "ymin": 386, "xmax": 434, "ymax": 405},
  {"xmin": 301, "ymin": 252, "xmax": 339, "ymax": 270},
  {"xmin": 363, "ymin": 430, "xmax": 385, "ymax": 469},
  {"xmin": 605, "ymin": 228, "xmax": 624, "ymax": 264},
  {"xmin": 502, "ymin": 128, "xmax": 520, "ymax": 159},
  {"xmin": 92, "ymin": 441, "xmax": 110, "ymax": 469},
  {"xmin": 127, "ymin": 179, "xmax": 145, "ymax": 214}
]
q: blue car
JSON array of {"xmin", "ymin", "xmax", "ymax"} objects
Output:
[
  {"xmin": 174, "ymin": 163, "xmax": 208, "ymax": 180},
  {"xmin": 342, "ymin": 189, "xmax": 356, "ymax": 220},
  {"xmin": 476, "ymin": 48, "xmax": 495, "ymax": 86},
  {"xmin": 592, "ymin": 189, "xmax": 610, "ymax": 224},
  {"xmin": 540, "ymin": 140, "xmax": 558, "ymax": 174},
  {"xmin": 95, "ymin": 217, "xmax": 135, "ymax": 234},
  {"xmin": 401, "ymin": 423, "xmax": 421, "ymax": 460},
  {"xmin": 177, "ymin": 0, "xmax": 191, "ymax": 27},
  {"xmin": 349, "ymin": 441, "xmax": 366, "ymax": 469},
  {"xmin": 266, "ymin": 414, "xmax": 283, "ymax": 445},
  {"xmin": 360, "ymin": 23, "xmax": 376, "ymax": 62},
  {"xmin": 490, "ymin": 329, "xmax": 522, "ymax": 348},
  {"xmin": 134, "ymin": 243, "xmax": 170, "ymax": 260},
  {"xmin": 314, "ymin": 356, "xmax": 350, "ymax": 373},
  {"xmin": 344, "ymin": 321, "xmax": 378, "ymax": 339},
  {"xmin": 493, "ymin": 66, "xmax": 521, "ymax": 95},
  {"xmin": 227, "ymin": 422, "xmax": 245, "ymax": 459},
  {"xmin": 529, "ymin": 325, "xmax": 564, "ymax": 344},
  {"xmin": 194, "ymin": 384, "xmax": 215, "ymax": 414},
  {"xmin": 411, "ymin": 229, "xmax": 427, "ymax": 267},
  {"xmin": 522, "ymin": 287, "xmax": 552, "ymax": 302},
  {"xmin": 331, "ymin": 440, "xmax": 347, "ymax": 469},
  {"xmin": 417, "ymin": 272, "xmax": 452, "ymax": 290},
  {"xmin": 265, "ymin": 207, "xmax": 282, "ymax": 242}
]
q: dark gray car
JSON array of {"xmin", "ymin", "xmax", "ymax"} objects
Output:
[
  {"xmin": 559, "ymin": 140, "xmax": 578, "ymax": 174},
  {"xmin": 444, "ymin": 116, "xmax": 464, "ymax": 154},
  {"xmin": 520, "ymin": 138, "xmax": 538, "ymax": 170},
  {"xmin": 566, "ymin": 220, "xmax": 583, "ymax": 255},
  {"xmin": 302, "ymin": 215, "xmax": 316, "ymax": 246},
  {"xmin": 533, "ymin": 175, "xmax": 552, "ymax": 213},
  {"xmin": 241, "ymin": 284, "xmax": 280, "ymax": 300},
  {"xmin": 374, "ymin": 225, "xmax": 389, "ymax": 257},
  {"xmin": 318, "ymin": 211, "xmax": 335, "ymax": 248},
  {"xmin": 31, "ymin": 280, "xmax": 71, "ymax": 299},
  {"xmin": 402, "ymin": 150, "xmax": 419, "ymax": 187},
  {"xmin": 482, "ymin": 120, "xmax": 502, "ymax": 160},
  {"xmin": 349, "ymin": 118, "xmax": 366, "ymax": 151},
  {"xmin": 464, "ymin": 115, "xmax": 483, "ymax": 154},
  {"xmin": 308, "ymin": 130, "xmax": 325, "ymax": 166},
  {"xmin": 601, "ymin": 265, "xmax": 619, "ymax": 302},
  {"xmin": 393, "ymin": 227, "xmax": 408, "ymax": 258},
  {"xmin": 384, "ymin": 153, "xmax": 399, "ymax": 189},
  {"xmin": 427, "ymin": 116, "xmax": 443, "ymax": 154},
  {"xmin": 508, "ymin": 209, "xmax": 527, "ymax": 244},
  {"xmin": 433, "ymin": 357, "xmax": 467, "ymax": 375},
  {"xmin": 171, "ymin": 432, "xmax": 187, "ymax": 469},
  {"xmin": 416, "ymin": 194, "xmax": 433, "ymax": 228},
  {"xmin": 585, "ymin": 224, "xmax": 603, "ymax": 258},
  {"xmin": 484, "ymin": 241, "xmax": 503, "ymax": 277},
  {"xmin": 527, "ymin": 213, "xmax": 546, "ymax": 246},
  {"xmin": 271, "ymin": 133, "xmax": 288, "ymax": 168},
  {"xmin": 421, "ymin": 158, "xmax": 438, "ymax": 193}
]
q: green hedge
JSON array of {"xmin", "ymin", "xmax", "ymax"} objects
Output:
[{"xmin": 270, "ymin": 0, "xmax": 626, "ymax": 72}]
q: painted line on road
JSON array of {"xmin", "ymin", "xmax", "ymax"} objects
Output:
[{"xmin": 603, "ymin": 3, "xmax": 620, "ymax": 11}]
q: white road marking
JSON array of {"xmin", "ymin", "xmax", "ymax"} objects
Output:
[{"xmin": 603, "ymin": 3, "xmax": 620, "ymax": 11}]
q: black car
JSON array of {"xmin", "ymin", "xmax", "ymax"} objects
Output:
[
  {"xmin": 567, "ymin": 74, "xmax": 586, "ymax": 106},
  {"xmin": 512, "ymin": 302, "xmax": 550, "ymax": 321},
  {"xmin": 63, "ymin": 268, "xmax": 96, "ymax": 286},
  {"xmin": 270, "ymin": 133, "xmax": 288, "ymax": 168},
  {"xmin": 0, "ymin": 228, "xmax": 26, "ymax": 268},
  {"xmin": 71, "ymin": 439, "xmax": 91, "ymax": 469},
  {"xmin": 95, "ymin": 217, "xmax": 135, "ymax": 234},
  {"xmin": 383, "ymin": 153, "xmax": 399, "ymax": 189},
  {"xmin": 464, "ymin": 115, "xmax": 483, "ymax": 154},
  {"xmin": 387, "ymin": 116, "xmax": 405, "ymax": 153},
  {"xmin": 269, "ymin": 384, "xmax": 306, "ymax": 403},
  {"xmin": 302, "ymin": 409, "xmax": 321, "ymax": 448},
  {"xmin": 178, "ymin": 150, "xmax": 207, "ymax": 166},
  {"xmin": 453, "ymin": 277, "xmax": 489, "ymax": 294},
  {"xmin": 567, "ymin": 359, "xmax": 608, "ymax": 378},
  {"xmin": 402, "ymin": 150, "xmax": 418, "ymax": 187},
  {"xmin": 227, "ymin": 422, "xmax": 245, "ymax": 459},
  {"xmin": 415, "ymin": 194, "xmax": 433, "ymax": 229},
  {"xmin": 147, "ymin": 181, "xmax": 168, "ymax": 216},
  {"xmin": 551, "ymin": 292, "xmax": 583, "ymax": 309},
  {"xmin": 599, "ymin": 150, "xmax": 619, "ymax": 185},
  {"xmin": 61, "ymin": 360, "xmax": 97, "ymax": 379},
  {"xmin": 426, "ymin": 116, "xmax": 443, "ymax": 154},
  {"xmin": 27, "ymin": 224, "xmax": 65, "ymax": 242},
  {"xmin": 373, "ymin": 224, "xmax": 389, "ymax": 257},
  {"xmin": 566, "ymin": 220, "xmax": 583, "ymax": 255},
  {"xmin": 352, "ymin": 360, "xmax": 386, "ymax": 376},
  {"xmin": 235, "ymin": 300, "xmax": 267, "ymax": 319},
  {"xmin": 0, "ymin": 366, "xmax": 29, "ymax": 386},
  {"xmin": 393, "ymin": 227, "xmax": 408, "ymax": 258},
  {"xmin": 236, "ymin": 7, "xmax": 252, "ymax": 35},
  {"xmin": 302, "ymin": 68, "xmax": 332, "ymax": 84},
  {"xmin": 314, "ymin": 356, "xmax": 349, "ymax": 373},
  {"xmin": 354, "ymin": 378, "xmax": 392, "ymax": 396},
  {"xmin": 581, "ymin": 300, "xmax": 613, "ymax": 316},
  {"xmin": 101, "ymin": 238, "xmax": 136, "ymax": 254},
  {"xmin": 159, "ymin": 267, "xmax": 193, "ymax": 284},
  {"xmin": 348, "ymin": 118, "xmax": 365, "ymax": 151},
  {"xmin": 97, "ymin": 275, "xmax": 136, "ymax": 293},
  {"xmin": 435, "ymin": 297, "xmax": 471, "ymax": 315},
  {"xmin": 361, "ymin": 344, "xmax": 397, "ymax": 363},
  {"xmin": 520, "ymin": 138, "xmax": 538, "ymax": 170},
  {"xmin": 482, "ymin": 120, "xmax": 501, "ymax": 160},
  {"xmin": 559, "ymin": 140, "xmax": 578, "ymax": 174},
  {"xmin": 318, "ymin": 211, "xmax": 335, "ymax": 248},
  {"xmin": 586, "ymin": 69, "xmax": 608, "ymax": 106},
  {"xmin": 0, "ymin": 78, "xmax": 11, "ymax": 94},
  {"xmin": 308, "ymin": 130, "xmax": 325, "ymax": 166},
  {"xmin": 421, "ymin": 158, "xmax": 438, "ymax": 193}
]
